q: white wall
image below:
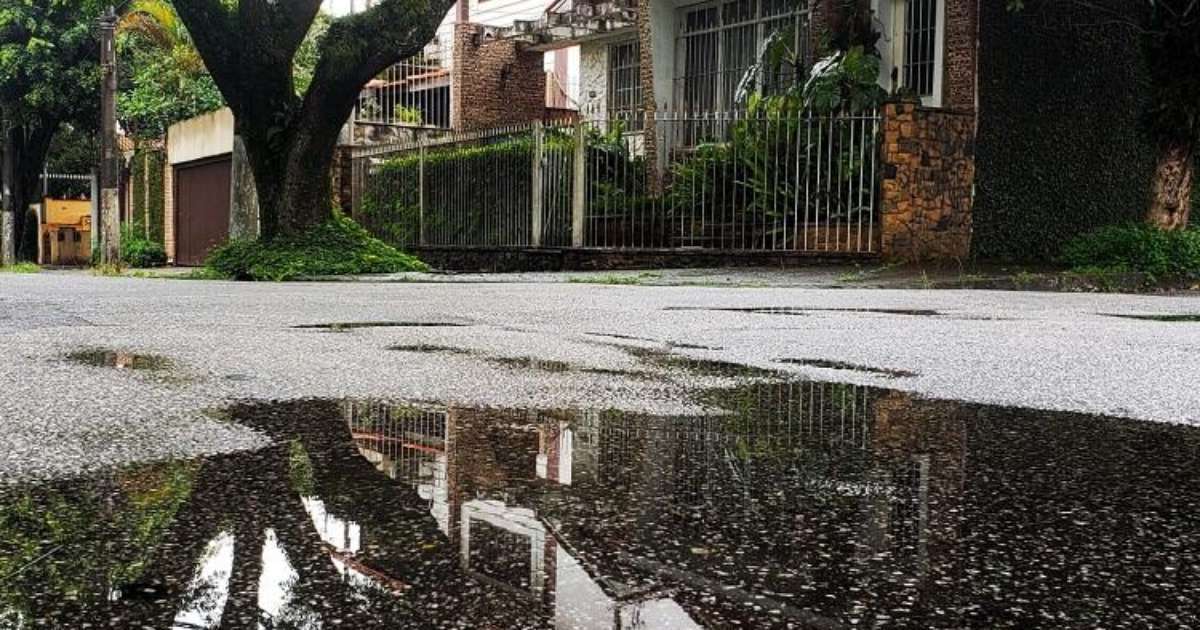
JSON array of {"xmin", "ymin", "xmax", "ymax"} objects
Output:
[
  {"xmin": 167, "ymin": 108, "xmax": 234, "ymax": 166},
  {"xmin": 579, "ymin": 42, "xmax": 609, "ymax": 116}
]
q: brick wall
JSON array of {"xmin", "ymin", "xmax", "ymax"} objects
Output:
[
  {"xmin": 943, "ymin": 0, "xmax": 978, "ymax": 110},
  {"xmin": 451, "ymin": 24, "xmax": 547, "ymax": 131},
  {"xmin": 880, "ymin": 99, "xmax": 975, "ymax": 262}
]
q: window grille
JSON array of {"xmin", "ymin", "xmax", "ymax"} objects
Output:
[
  {"xmin": 608, "ymin": 41, "xmax": 643, "ymax": 129},
  {"xmin": 676, "ymin": 0, "xmax": 809, "ymax": 111},
  {"xmin": 902, "ymin": 0, "xmax": 938, "ymax": 98}
]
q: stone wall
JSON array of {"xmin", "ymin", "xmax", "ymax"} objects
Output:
[
  {"xmin": 880, "ymin": 100, "xmax": 975, "ymax": 262},
  {"xmin": 451, "ymin": 24, "xmax": 547, "ymax": 131}
]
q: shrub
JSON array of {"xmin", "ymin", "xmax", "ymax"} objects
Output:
[
  {"xmin": 120, "ymin": 225, "xmax": 167, "ymax": 268},
  {"xmin": 1060, "ymin": 224, "xmax": 1200, "ymax": 277},
  {"xmin": 205, "ymin": 214, "xmax": 429, "ymax": 281}
]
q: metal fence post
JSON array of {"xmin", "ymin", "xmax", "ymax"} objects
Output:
[
  {"xmin": 418, "ymin": 139, "xmax": 427, "ymax": 247},
  {"xmin": 571, "ymin": 121, "xmax": 586, "ymax": 248},
  {"xmin": 531, "ymin": 121, "xmax": 544, "ymax": 248}
]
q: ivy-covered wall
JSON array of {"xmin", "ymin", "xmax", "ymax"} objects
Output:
[
  {"xmin": 973, "ymin": 1, "xmax": 1157, "ymax": 261},
  {"xmin": 129, "ymin": 149, "xmax": 167, "ymax": 245}
]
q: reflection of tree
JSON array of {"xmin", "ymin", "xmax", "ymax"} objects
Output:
[{"xmin": 0, "ymin": 461, "xmax": 196, "ymax": 624}]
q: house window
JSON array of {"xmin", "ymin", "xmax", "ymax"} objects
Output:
[
  {"xmin": 903, "ymin": 0, "xmax": 937, "ymax": 97},
  {"xmin": 608, "ymin": 41, "xmax": 643, "ymax": 127},
  {"xmin": 888, "ymin": 0, "xmax": 944, "ymax": 105},
  {"xmin": 676, "ymin": 0, "xmax": 808, "ymax": 111}
]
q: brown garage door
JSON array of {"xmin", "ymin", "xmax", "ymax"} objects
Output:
[{"xmin": 175, "ymin": 156, "xmax": 231, "ymax": 266}]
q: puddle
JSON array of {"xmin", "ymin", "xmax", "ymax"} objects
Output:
[
  {"xmin": 776, "ymin": 358, "xmax": 918, "ymax": 378},
  {"xmin": 1104, "ymin": 313, "xmax": 1200, "ymax": 322},
  {"xmin": 666, "ymin": 306, "xmax": 941, "ymax": 317},
  {"xmin": 487, "ymin": 356, "xmax": 575, "ymax": 373},
  {"xmin": 293, "ymin": 321, "xmax": 470, "ymax": 331},
  {"xmin": 388, "ymin": 344, "xmax": 477, "ymax": 355},
  {"xmin": 65, "ymin": 349, "xmax": 172, "ymax": 371},
  {"xmin": 585, "ymin": 332, "xmax": 724, "ymax": 351},
  {"xmin": 627, "ymin": 347, "xmax": 780, "ymax": 379},
  {"xmin": 4, "ymin": 384, "xmax": 1199, "ymax": 628}
]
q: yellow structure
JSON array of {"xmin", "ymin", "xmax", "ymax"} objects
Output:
[{"xmin": 40, "ymin": 198, "xmax": 92, "ymax": 265}]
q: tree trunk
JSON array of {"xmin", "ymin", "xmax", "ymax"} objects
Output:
[
  {"xmin": 239, "ymin": 102, "xmax": 347, "ymax": 240},
  {"xmin": 1, "ymin": 123, "xmax": 56, "ymax": 264},
  {"xmin": 1146, "ymin": 139, "xmax": 1194, "ymax": 230}
]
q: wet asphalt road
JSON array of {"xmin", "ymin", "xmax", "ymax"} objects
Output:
[{"xmin": 2, "ymin": 270, "xmax": 1199, "ymax": 481}]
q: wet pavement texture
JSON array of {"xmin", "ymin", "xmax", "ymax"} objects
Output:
[{"xmin": 3, "ymin": 380, "xmax": 1199, "ymax": 629}]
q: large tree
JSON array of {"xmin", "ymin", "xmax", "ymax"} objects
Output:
[
  {"xmin": 0, "ymin": 0, "xmax": 104, "ymax": 263},
  {"xmin": 1011, "ymin": 0, "xmax": 1199, "ymax": 229},
  {"xmin": 171, "ymin": 0, "xmax": 454, "ymax": 239}
]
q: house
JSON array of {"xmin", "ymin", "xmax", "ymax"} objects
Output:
[
  {"xmin": 38, "ymin": 198, "xmax": 92, "ymax": 265},
  {"xmin": 450, "ymin": 0, "xmax": 1148, "ymax": 262},
  {"xmin": 481, "ymin": 0, "xmax": 975, "ymax": 119}
]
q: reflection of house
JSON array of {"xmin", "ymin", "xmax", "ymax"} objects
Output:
[
  {"xmin": 339, "ymin": 381, "xmax": 967, "ymax": 628},
  {"xmin": 38, "ymin": 198, "xmax": 92, "ymax": 265},
  {"xmin": 484, "ymin": 0, "xmax": 976, "ymax": 120}
]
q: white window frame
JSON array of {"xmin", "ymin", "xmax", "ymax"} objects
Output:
[{"xmin": 878, "ymin": 0, "xmax": 945, "ymax": 107}]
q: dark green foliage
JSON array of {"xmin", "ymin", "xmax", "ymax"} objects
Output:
[
  {"xmin": 973, "ymin": 2, "xmax": 1157, "ymax": 260},
  {"xmin": 206, "ymin": 214, "xmax": 428, "ymax": 281},
  {"xmin": 120, "ymin": 224, "xmax": 167, "ymax": 268},
  {"xmin": 1060, "ymin": 224, "xmax": 1200, "ymax": 277}
]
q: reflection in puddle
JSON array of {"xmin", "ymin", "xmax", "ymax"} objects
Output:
[
  {"xmin": 387, "ymin": 344, "xmax": 477, "ymax": 356},
  {"xmin": 776, "ymin": 358, "xmax": 918, "ymax": 378},
  {"xmin": 66, "ymin": 349, "xmax": 172, "ymax": 370},
  {"xmin": 3, "ymin": 384, "xmax": 1199, "ymax": 628}
]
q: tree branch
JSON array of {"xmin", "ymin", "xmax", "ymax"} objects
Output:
[{"xmin": 299, "ymin": 0, "xmax": 455, "ymax": 125}]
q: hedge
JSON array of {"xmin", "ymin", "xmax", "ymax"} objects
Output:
[
  {"xmin": 972, "ymin": 1, "xmax": 1157, "ymax": 261},
  {"xmin": 129, "ymin": 149, "xmax": 167, "ymax": 246}
]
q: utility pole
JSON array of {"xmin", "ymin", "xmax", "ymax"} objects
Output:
[{"xmin": 98, "ymin": 7, "xmax": 120, "ymax": 264}]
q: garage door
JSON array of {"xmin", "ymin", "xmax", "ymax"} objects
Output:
[{"xmin": 175, "ymin": 156, "xmax": 231, "ymax": 266}]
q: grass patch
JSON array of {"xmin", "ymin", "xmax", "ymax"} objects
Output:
[
  {"xmin": 206, "ymin": 215, "xmax": 428, "ymax": 281},
  {"xmin": 0, "ymin": 262, "xmax": 40, "ymax": 274},
  {"xmin": 1061, "ymin": 224, "xmax": 1200, "ymax": 278},
  {"xmin": 568, "ymin": 272, "xmax": 660, "ymax": 286},
  {"xmin": 90, "ymin": 262, "xmax": 126, "ymax": 276}
]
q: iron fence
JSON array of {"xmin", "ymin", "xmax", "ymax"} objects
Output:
[{"xmin": 352, "ymin": 106, "xmax": 880, "ymax": 254}]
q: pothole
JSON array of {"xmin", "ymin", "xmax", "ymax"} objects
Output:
[
  {"xmin": 665, "ymin": 306, "xmax": 941, "ymax": 317},
  {"xmin": 293, "ymin": 321, "xmax": 471, "ymax": 331},
  {"xmin": 1104, "ymin": 313, "xmax": 1200, "ymax": 322},
  {"xmin": 775, "ymin": 358, "xmax": 918, "ymax": 378},
  {"xmin": 65, "ymin": 349, "xmax": 173, "ymax": 371}
]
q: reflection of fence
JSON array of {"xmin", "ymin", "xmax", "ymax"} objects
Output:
[{"xmin": 352, "ymin": 107, "xmax": 880, "ymax": 254}]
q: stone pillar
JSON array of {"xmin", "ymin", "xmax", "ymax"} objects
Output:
[
  {"xmin": 228, "ymin": 135, "xmax": 260, "ymax": 241},
  {"xmin": 879, "ymin": 98, "xmax": 976, "ymax": 262}
]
